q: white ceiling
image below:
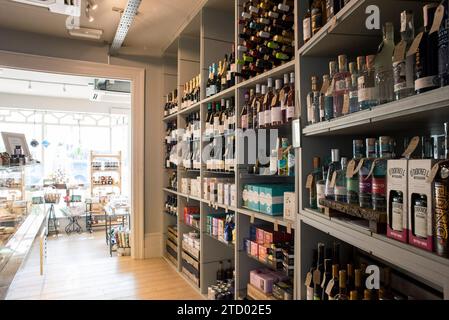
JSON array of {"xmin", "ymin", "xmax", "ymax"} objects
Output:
[{"xmin": 0, "ymin": 0, "xmax": 206, "ymax": 56}]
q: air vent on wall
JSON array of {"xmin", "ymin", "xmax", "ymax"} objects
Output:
[{"xmin": 89, "ymin": 79, "xmax": 131, "ymax": 104}]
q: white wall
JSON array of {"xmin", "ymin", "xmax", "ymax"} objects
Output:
[{"xmin": 0, "ymin": 27, "xmax": 165, "ymax": 256}]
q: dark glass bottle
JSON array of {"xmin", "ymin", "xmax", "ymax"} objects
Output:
[
  {"xmin": 415, "ymin": 4, "xmax": 439, "ymax": 94},
  {"xmin": 313, "ymin": 243, "xmax": 325, "ymax": 300},
  {"xmin": 321, "ymin": 259, "xmax": 332, "ymax": 300},
  {"xmin": 306, "ymin": 249, "xmax": 318, "ymax": 300},
  {"xmin": 390, "ymin": 191, "xmax": 404, "ymax": 232},
  {"xmin": 412, "ymin": 194, "xmax": 428, "ymax": 239},
  {"xmin": 310, "ymin": 157, "xmax": 322, "ymax": 209},
  {"xmin": 438, "ymin": 0, "xmax": 449, "ymax": 87},
  {"xmin": 334, "ymin": 270, "xmax": 348, "ymax": 300},
  {"xmin": 347, "ymin": 139, "xmax": 364, "ymax": 205},
  {"xmin": 328, "ymin": 264, "xmax": 340, "ymax": 300}
]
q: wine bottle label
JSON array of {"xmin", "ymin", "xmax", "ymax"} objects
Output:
[
  {"xmin": 317, "ymin": 184, "xmax": 326, "ymax": 210},
  {"xmin": 278, "ymin": 3, "xmax": 290, "ymax": 12},
  {"xmin": 268, "ymin": 11, "xmax": 279, "ymax": 19},
  {"xmin": 260, "ymin": 18, "xmax": 270, "ymax": 25},
  {"xmin": 349, "ymin": 90, "xmax": 358, "ymax": 99},
  {"xmin": 264, "ymin": 110, "xmax": 271, "ymax": 125},
  {"xmin": 287, "ymin": 105, "xmax": 295, "ymax": 119},
  {"xmin": 249, "ymin": 6, "xmax": 259, "ymax": 14},
  {"xmin": 258, "ymin": 112, "xmax": 265, "ymax": 127},
  {"xmin": 241, "ymin": 115, "xmax": 248, "ymax": 129},
  {"xmin": 415, "ymin": 76, "xmax": 438, "ymax": 90},
  {"xmin": 303, "ymin": 18, "xmax": 311, "ymax": 42},
  {"xmin": 307, "ymin": 287, "xmax": 314, "ymax": 300},
  {"xmin": 392, "ymin": 201, "xmax": 404, "ymax": 231},
  {"xmin": 259, "ymin": 31, "xmax": 270, "ymax": 38},
  {"xmin": 271, "ymin": 106, "xmax": 282, "ymax": 123},
  {"xmin": 241, "ymin": 12, "xmax": 251, "ymax": 20}
]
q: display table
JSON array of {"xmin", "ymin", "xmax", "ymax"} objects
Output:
[{"xmin": 104, "ymin": 204, "xmax": 130, "ymax": 257}]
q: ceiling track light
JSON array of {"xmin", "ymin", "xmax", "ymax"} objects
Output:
[
  {"xmin": 87, "ymin": 0, "xmax": 98, "ymax": 11},
  {"xmin": 86, "ymin": 4, "xmax": 94, "ymax": 22}
]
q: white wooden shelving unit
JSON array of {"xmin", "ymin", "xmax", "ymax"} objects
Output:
[{"xmin": 161, "ymin": 0, "xmax": 449, "ymax": 300}]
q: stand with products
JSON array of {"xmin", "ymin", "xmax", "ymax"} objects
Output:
[{"xmin": 159, "ymin": 0, "xmax": 449, "ymax": 300}]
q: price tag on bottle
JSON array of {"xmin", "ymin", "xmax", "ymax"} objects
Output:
[
  {"xmin": 273, "ymin": 221, "xmax": 279, "ymax": 232},
  {"xmin": 407, "ymin": 32, "xmax": 423, "ymax": 57},
  {"xmin": 250, "ymin": 214, "xmax": 255, "ymax": 224},
  {"xmin": 402, "ymin": 136, "xmax": 420, "ymax": 159},
  {"xmin": 325, "ymin": 279, "xmax": 335, "ymax": 296},
  {"xmin": 354, "ymin": 158, "xmax": 364, "ymax": 175},
  {"xmin": 427, "ymin": 162, "xmax": 442, "ymax": 183},
  {"xmin": 365, "ymin": 158, "xmax": 380, "ymax": 180},
  {"xmin": 313, "ymin": 269, "xmax": 321, "ymax": 285},
  {"xmin": 271, "ymin": 95, "xmax": 278, "ymax": 108},
  {"xmin": 342, "ymin": 93, "xmax": 350, "ymax": 115},
  {"xmin": 430, "ymin": 5, "xmax": 445, "ymax": 35},
  {"xmin": 287, "ymin": 223, "xmax": 292, "ymax": 234},
  {"xmin": 329, "ymin": 16, "xmax": 338, "ymax": 33},
  {"xmin": 280, "ymin": 89, "xmax": 287, "ymax": 106},
  {"xmin": 321, "ymin": 78, "xmax": 330, "ymax": 95},
  {"xmin": 305, "ymin": 272, "xmax": 313, "ymax": 287},
  {"xmin": 393, "ymin": 40, "xmax": 407, "ymax": 63},
  {"xmin": 225, "ymin": 205, "xmax": 229, "ymax": 213},
  {"xmin": 329, "ymin": 171, "xmax": 337, "ymax": 188},
  {"xmin": 305, "ymin": 174, "xmax": 314, "ymax": 189},
  {"xmin": 346, "ymin": 159, "xmax": 356, "ymax": 179}
]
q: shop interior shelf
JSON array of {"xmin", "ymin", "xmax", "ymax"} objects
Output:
[
  {"xmin": 298, "ymin": 0, "xmax": 425, "ymax": 58},
  {"xmin": 300, "ymin": 208, "xmax": 449, "ymax": 292},
  {"xmin": 163, "ymin": 112, "xmax": 178, "ymax": 122},
  {"xmin": 303, "ymin": 86, "xmax": 449, "ymax": 137},
  {"xmin": 238, "ymin": 207, "xmax": 295, "ymax": 231}
]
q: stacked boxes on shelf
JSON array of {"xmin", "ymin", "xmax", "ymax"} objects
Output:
[
  {"xmin": 243, "ymin": 184, "xmax": 294, "ymax": 215},
  {"xmin": 183, "ymin": 206, "xmax": 200, "ymax": 230},
  {"xmin": 244, "ymin": 224, "xmax": 293, "ymax": 272},
  {"xmin": 203, "ymin": 177, "xmax": 236, "ymax": 207},
  {"xmin": 166, "ymin": 225, "xmax": 178, "ymax": 265},
  {"xmin": 182, "ymin": 231, "xmax": 201, "ymax": 286},
  {"xmin": 248, "ymin": 269, "xmax": 292, "ymax": 300}
]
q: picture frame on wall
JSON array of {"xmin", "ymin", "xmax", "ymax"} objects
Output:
[{"xmin": 1, "ymin": 132, "xmax": 31, "ymax": 158}]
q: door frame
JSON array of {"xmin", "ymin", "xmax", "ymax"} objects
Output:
[{"xmin": 0, "ymin": 50, "xmax": 145, "ymax": 259}]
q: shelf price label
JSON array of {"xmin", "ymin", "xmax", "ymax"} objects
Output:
[
  {"xmin": 430, "ymin": 5, "xmax": 445, "ymax": 35},
  {"xmin": 250, "ymin": 214, "xmax": 255, "ymax": 224},
  {"xmin": 287, "ymin": 223, "xmax": 292, "ymax": 234},
  {"xmin": 402, "ymin": 136, "xmax": 420, "ymax": 159},
  {"xmin": 273, "ymin": 221, "xmax": 279, "ymax": 232}
]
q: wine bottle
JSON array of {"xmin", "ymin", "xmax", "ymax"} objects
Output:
[
  {"xmin": 313, "ymin": 243, "xmax": 325, "ymax": 300},
  {"xmin": 439, "ymin": 0, "xmax": 449, "ymax": 87},
  {"xmin": 271, "ymin": 79, "xmax": 283, "ymax": 126},
  {"xmin": 334, "ymin": 270, "xmax": 348, "ymax": 300},
  {"xmin": 325, "ymin": 149, "xmax": 341, "ymax": 200},
  {"xmin": 375, "ymin": 22, "xmax": 395, "ymax": 105}
]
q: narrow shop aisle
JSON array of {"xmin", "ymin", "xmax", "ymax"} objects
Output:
[{"xmin": 6, "ymin": 232, "xmax": 203, "ymax": 300}]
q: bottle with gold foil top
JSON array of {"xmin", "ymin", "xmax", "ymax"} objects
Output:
[
  {"xmin": 334, "ymin": 270, "xmax": 348, "ymax": 300},
  {"xmin": 363, "ymin": 289, "xmax": 372, "ymax": 300},
  {"xmin": 349, "ymin": 290, "xmax": 359, "ymax": 300}
]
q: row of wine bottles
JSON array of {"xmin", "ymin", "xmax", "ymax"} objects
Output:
[
  {"xmin": 163, "ymin": 89, "xmax": 178, "ymax": 117},
  {"xmin": 206, "ymin": 45, "xmax": 236, "ymax": 98},
  {"xmin": 241, "ymin": 72, "xmax": 295, "ymax": 130},
  {"xmin": 181, "ymin": 74, "xmax": 201, "ymax": 110},
  {"xmin": 307, "ymin": 4, "xmax": 449, "ymax": 125},
  {"xmin": 302, "ymin": 0, "xmax": 351, "ymax": 44},
  {"xmin": 237, "ymin": 0, "xmax": 294, "ymax": 80},
  {"xmin": 306, "ymin": 242, "xmax": 409, "ymax": 300}
]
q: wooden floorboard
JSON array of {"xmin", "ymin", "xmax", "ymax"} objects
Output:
[{"xmin": 5, "ymin": 232, "xmax": 203, "ymax": 300}]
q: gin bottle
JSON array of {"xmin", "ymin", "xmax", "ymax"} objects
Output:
[
  {"xmin": 333, "ymin": 55, "xmax": 350, "ymax": 118},
  {"xmin": 358, "ymin": 55, "xmax": 379, "ymax": 110},
  {"xmin": 359, "ymin": 138, "xmax": 377, "ymax": 209},
  {"xmin": 307, "ymin": 76, "xmax": 321, "ymax": 125},
  {"xmin": 309, "ymin": 157, "xmax": 322, "ymax": 209},
  {"xmin": 325, "ymin": 149, "xmax": 341, "ymax": 200},
  {"xmin": 393, "ymin": 10, "xmax": 415, "ymax": 100},
  {"xmin": 325, "ymin": 61, "xmax": 337, "ymax": 120},
  {"xmin": 347, "ymin": 139, "xmax": 364, "ymax": 205},
  {"xmin": 348, "ymin": 61, "xmax": 359, "ymax": 114},
  {"xmin": 335, "ymin": 157, "xmax": 348, "ymax": 203},
  {"xmin": 375, "ymin": 22, "xmax": 395, "ymax": 105}
]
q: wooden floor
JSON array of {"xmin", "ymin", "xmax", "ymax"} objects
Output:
[{"xmin": 5, "ymin": 232, "xmax": 203, "ymax": 300}]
